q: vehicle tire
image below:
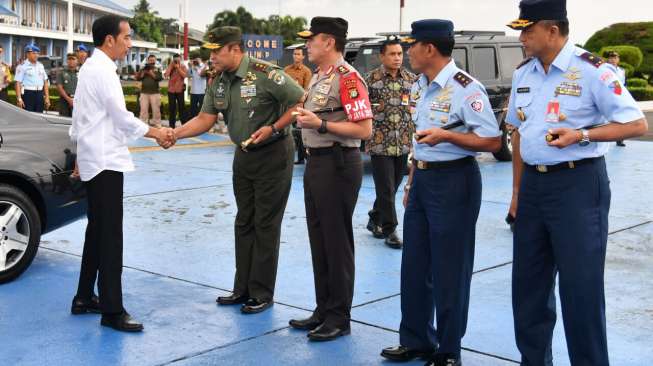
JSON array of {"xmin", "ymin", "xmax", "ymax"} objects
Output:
[
  {"xmin": 0, "ymin": 184, "xmax": 42, "ymax": 284},
  {"xmin": 493, "ymin": 111, "xmax": 514, "ymax": 162}
]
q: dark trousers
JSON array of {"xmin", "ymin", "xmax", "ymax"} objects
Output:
[
  {"xmin": 292, "ymin": 128, "xmax": 306, "ymax": 162},
  {"xmin": 369, "ymin": 154, "xmax": 408, "ymax": 235},
  {"xmin": 59, "ymin": 99, "xmax": 73, "ymax": 117},
  {"xmin": 304, "ymin": 148, "xmax": 363, "ymax": 328},
  {"xmin": 168, "ymin": 92, "xmax": 186, "ymax": 127},
  {"xmin": 400, "ymin": 159, "xmax": 481, "ymax": 357},
  {"xmin": 76, "ymin": 170, "xmax": 125, "ymax": 314},
  {"xmin": 190, "ymin": 93, "xmax": 204, "ymax": 119},
  {"xmin": 232, "ymin": 137, "xmax": 294, "ymax": 301},
  {"xmin": 23, "ymin": 89, "xmax": 44, "ymax": 113},
  {"xmin": 513, "ymin": 158, "xmax": 610, "ymax": 366},
  {"xmin": 0, "ymin": 88, "xmax": 8, "ymax": 102}
]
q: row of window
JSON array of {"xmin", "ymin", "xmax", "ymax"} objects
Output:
[{"xmin": 12, "ymin": 0, "xmax": 97, "ymax": 34}]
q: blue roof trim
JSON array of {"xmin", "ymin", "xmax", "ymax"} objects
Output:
[
  {"xmin": 79, "ymin": 0, "xmax": 134, "ymax": 17},
  {"xmin": 0, "ymin": 4, "xmax": 18, "ymax": 17}
]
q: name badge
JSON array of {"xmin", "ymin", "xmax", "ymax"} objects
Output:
[
  {"xmin": 316, "ymin": 83, "xmax": 331, "ymax": 95},
  {"xmin": 401, "ymin": 94, "xmax": 409, "ymax": 106},
  {"xmin": 430, "ymin": 101, "xmax": 451, "ymax": 113},
  {"xmin": 240, "ymin": 85, "xmax": 256, "ymax": 98},
  {"xmin": 517, "ymin": 87, "xmax": 530, "ymax": 93}
]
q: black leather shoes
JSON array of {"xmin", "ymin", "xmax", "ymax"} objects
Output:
[
  {"xmin": 424, "ymin": 353, "xmax": 461, "ymax": 366},
  {"xmin": 367, "ymin": 218, "xmax": 384, "ymax": 239},
  {"xmin": 384, "ymin": 231, "xmax": 403, "ymax": 249},
  {"xmin": 71, "ymin": 295, "xmax": 101, "ymax": 315},
  {"xmin": 241, "ymin": 298, "xmax": 273, "ymax": 314},
  {"xmin": 381, "ymin": 345, "xmax": 435, "ymax": 362},
  {"xmin": 307, "ymin": 324, "xmax": 350, "ymax": 341},
  {"xmin": 100, "ymin": 312, "xmax": 143, "ymax": 333},
  {"xmin": 289, "ymin": 314, "xmax": 323, "ymax": 330},
  {"xmin": 216, "ymin": 292, "xmax": 248, "ymax": 305}
]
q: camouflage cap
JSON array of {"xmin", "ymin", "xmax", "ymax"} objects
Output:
[{"xmin": 203, "ymin": 26, "xmax": 243, "ymax": 50}]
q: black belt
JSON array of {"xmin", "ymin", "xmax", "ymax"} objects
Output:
[
  {"xmin": 525, "ymin": 157, "xmax": 602, "ymax": 173},
  {"xmin": 415, "ymin": 156, "xmax": 475, "ymax": 170},
  {"xmin": 307, "ymin": 144, "xmax": 359, "ymax": 156}
]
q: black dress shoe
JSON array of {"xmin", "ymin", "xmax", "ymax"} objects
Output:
[
  {"xmin": 71, "ymin": 295, "xmax": 101, "ymax": 315},
  {"xmin": 424, "ymin": 353, "xmax": 461, "ymax": 366},
  {"xmin": 616, "ymin": 141, "xmax": 626, "ymax": 147},
  {"xmin": 241, "ymin": 298, "xmax": 273, "ymax": 314},
  {"xmin": 100, "ymin": 312, "xmax": 143, "ymax": 333},
  {"xmin": 384, "ymin": 231, "xmax": 403, "ymax": 249},
  {"xmin": 367, "ymin": 218, "xmax": 384, "ymax": 239},
  {"xmin": 307, "ymin": 323, "xmax": 350, "ymax": 342},
  {"xmin": 216, "ymin": 292, "xmax": 248, "ymax": 305},
  {"xmin": 381, "ymin": 345, "xmax": 434, "ymax": 362},
  {"xmin": 289, "ymin": 314, "xmax": 323, "ymax": 330}
]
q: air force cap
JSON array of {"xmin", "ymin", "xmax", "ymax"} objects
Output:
[
  {"xmin": 403, "ymin": 19, "xmax": 454, "ymax": 44},
  {"xmin": 507, "ymin": 0, "xmax": 567, "ymax": 30},
  {"xmin": 24, "ymin": 43, "xmax": 40, "ymax": 53}
]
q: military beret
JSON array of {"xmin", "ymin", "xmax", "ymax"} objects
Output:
[
  {"xmin": 297, "ymin": 17, "xmax": 348, "ymax": 39},
  {"xmin": 24, "ymin": 43, "xmax": 40, "ymax": 53},
  {"xmin": 203, "ymin": 26, "xmax": 243, "ymax": 50},
  {"xmin": 402, "ymin": 19, "xmax": 454, "ymax": 44},
  {"xmin": 76, "ymin": 44, "xmax": 89, "ymax": 52},
  {"xmin": 507, "ymin": 0, "xmax": 567, "ymax": 30}
]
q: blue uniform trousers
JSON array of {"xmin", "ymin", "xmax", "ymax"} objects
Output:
[
  {"xmin": 400, "ymin": 158, "xmax": 481, "ymax": 357},
  {"xmin": 513, "ymin": 157, "xmax": 610, "ymax": 366}
]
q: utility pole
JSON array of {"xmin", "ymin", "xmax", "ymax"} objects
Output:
[
  {"xmin": 183, "ymin": 0, "xmax": 189, "ymax": 61},
  {"xmin": 67, "ymin": 0, "xmax": 73, "ymax": 52},
  {"xmin": 399, "ymin": 0, "xmax": 405, "ymax": 32}
]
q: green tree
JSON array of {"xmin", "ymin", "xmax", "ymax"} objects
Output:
[{"xmin": 130, "ymin": 0, "xmax": 177, "ymax": 47}]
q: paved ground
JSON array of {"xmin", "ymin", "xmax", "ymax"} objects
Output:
[{"xmin": 1, "ymin": 133, "xmax": 651, "ymax": 366}]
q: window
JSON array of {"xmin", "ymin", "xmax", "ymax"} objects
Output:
[
  {"xmin": 500, "ymin": 46, "xmax": 525, "ymax": 77},
  {"xmin": 21, "ymin": 0, "xmax": 36, "ymax": 26},
  {"xmin": 55, "ymin": 4, "xmax": 67, "ymax": 31},
  {"xmin": 472, "ymin": 47, "xmax": 498, "ymax": 81},
  {"xmin": 73, "ymin": 7, "xmax": 81, "ymax": 33},
  {"xmin": 39, "ymin": 1, "xmax": 52, "ymax": 29},
  {"xmin": 452, "ymin": 48, "xmax": 468, "ymax": 71}
]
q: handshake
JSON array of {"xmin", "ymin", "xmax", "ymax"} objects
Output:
[{"xmin": 153, "ymin": 127, "xmax": 177, "ymax": 149}]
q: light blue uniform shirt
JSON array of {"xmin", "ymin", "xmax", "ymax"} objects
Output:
[
  {"xmin": 15, "ymin": 59, "xmax": 47, "ymax": 89},
  {"xmin": 506, "ymin": 41, "xmax": 644, "ymax": 165},
  {"xmin": 411, "ymin": 60, "xmax": 500, "ymax": 162},
  {"xmin": 606, "ymin": 63, "xmax": 626, "ymax": 85}
]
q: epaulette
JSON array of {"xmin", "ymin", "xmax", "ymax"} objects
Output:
[
  {"xmin": 336, "ymin": 65, "xmax": 351, "ymax": 75},
  {"xmin": 579, "ymin": 52, "xmax": 604, "ymax": 68},
  {"xmin": 516, "ymin": 57, "xmax": 533, "ymax": 69},
  {"xmin": 252, "ymin": 61, "xmax": 276, "ymax": 73},
  {"xmin": 453, "ymin": 72, "xmax": 472, "ymax": 88}
]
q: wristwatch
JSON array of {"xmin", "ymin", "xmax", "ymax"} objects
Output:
[
  {"xmin": 270, "ymin": 124, "xmax": 280, "ymax": 136},
  {"xmin": 578, "ymin": 129, "xmax": 591, "ymax": 147},
  {"xmin": 318, "ymin": 119, "xmax": 328, "ymax": 134},
  {"xmin": 404, "ymin": 184, "xmax": 412, "ymax": 192}
]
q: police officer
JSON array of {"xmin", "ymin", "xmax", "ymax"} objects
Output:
[
  {"xmin": 56, "ymin": 53, "xmax": 79, "ymax": 117},
  {"xmin": 0, "ymin": 45, "xmax": 10, "ymax": 102},
  {"xmin": 76, "ymin": 44, "xmax": 90, "ymax": 65},
  {"xmin": 288, "ymin": 17, "xmax": 373, "ymax": 342},
  {"xmin": 15, "ymin": 44, "xmax": 50, "ymax": 112},
  {"xmin": 380, "ymin": 20, "xmax": 501, "ymax": 365},
  {"xmin": 173, "ymin": 26, "xmax": 305, "ymax": 314},
  {"xmin": 505, "ymin": 1, "xmax": 648, "ymax": 365}
]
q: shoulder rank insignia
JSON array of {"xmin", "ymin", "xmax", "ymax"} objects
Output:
[
  {"xmin": 516, "ymin": 57, "xmax": 533, "ymax": 69},
  {"xmin": 579, "ymin": 52, "xmax": 604, "ymax": 68},
  {"xmin": 453, "ymin": 72, "xmax": 472, "ymax": 88},
  {"xmin": 336, "ymin": 65, "xmax": 350, "ymax": 75},
  {"xmin": 252, "ymin": 63, "xmax": 271, "ymax": 73}
]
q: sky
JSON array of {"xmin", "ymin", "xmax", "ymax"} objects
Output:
[{"xmin": 123, "ymin": 0, "xmax": 653, "ymax": 45}]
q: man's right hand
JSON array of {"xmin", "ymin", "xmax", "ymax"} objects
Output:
[
  {"xmin": 17, "ymin": 99, "xmax": 25, "ymax": 109},
  {"xmin": 403, "ymin": 189, "xmax": 409, "ymax": 208},
  {"xmin": 508, "ymin": 191, "xmax": 518, "ymax": 219},
  {"xmin": 67, "ymin": 98, "xmax": 74, "ymax": 108}
]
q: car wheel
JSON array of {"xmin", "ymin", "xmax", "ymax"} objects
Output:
[
  {"xmin": 493, "ymin": 121, "xmax": 513, "ymax": 162},
  {"xmin": 0, "ymin": 184, "xmax": 42, "ymax": 284}
]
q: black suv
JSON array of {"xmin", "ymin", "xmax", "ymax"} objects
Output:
[{"xmin": 353, "ymin": 31, "xmax": 525, "ymax": 161}]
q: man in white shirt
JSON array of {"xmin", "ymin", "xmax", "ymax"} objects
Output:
[
  {"xmin": 188, "ymin": 56, "xmax": 208, "ymax": 118},
  {"xmin": 69, "ymin": 14, "xmax": 175, "ymax": 333}
]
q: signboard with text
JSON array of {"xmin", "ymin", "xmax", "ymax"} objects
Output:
[{"xmin": 243, "ymin": 34, "xmax": 284, "ymax": 61}]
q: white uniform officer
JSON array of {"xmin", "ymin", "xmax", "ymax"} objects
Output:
[
  {"xmin": 506, "ymin": 0, "xmax": 648, "ymax": 365},
  {"xmin": 381, "ymin": 19, "xmax": 501, "ymax": 366},
  {"xmin": 15, "ymin": 43, "xmax": 50, "ymax": 112}
]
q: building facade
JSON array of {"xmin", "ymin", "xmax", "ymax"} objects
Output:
[{"xmin": 0, "ymin": 0, "xmax": 156, "ymax": 67}]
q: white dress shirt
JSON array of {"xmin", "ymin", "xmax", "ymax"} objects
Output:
[
  {"xmin": 69, "ymin": 49, "xmax": 149, "ymax": 182},
  {"xmin": 189, "ymin": 63, "xmax": 207, "ymax": 95}
]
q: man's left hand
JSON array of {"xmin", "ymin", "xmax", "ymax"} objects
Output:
[
  {"xmin": 44, "ymin": 97, "xmax": 50, "ymax": 109},
  {"xmin": 295, "ymin": 107, "xmax": 321, "ymax": 129},
  {"xmin": 547, "ymin": 128, "xmax": 581, "ymax": 149},
  {"xmin": 251, "ymin": 126, "xmax": 273, "ymax": 144}
]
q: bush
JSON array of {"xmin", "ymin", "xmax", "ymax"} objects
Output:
[
  {"xmin": 627, "ymin": 86, "xmax": 653, "ymax": 101},
  {"xmin": 627, "ymin": 78, "xmax": 648, "ymax": 87},
  {"xmin": 585, "ymin": 22, "xmax": 653, "ymax": 75},
  {"xmin": 599, "ymin": 45, "xmax": 644, "ymax": 68},
  {"xmin": 621, "ymin": 62, "xmax": 635, "ymax": 78}
]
